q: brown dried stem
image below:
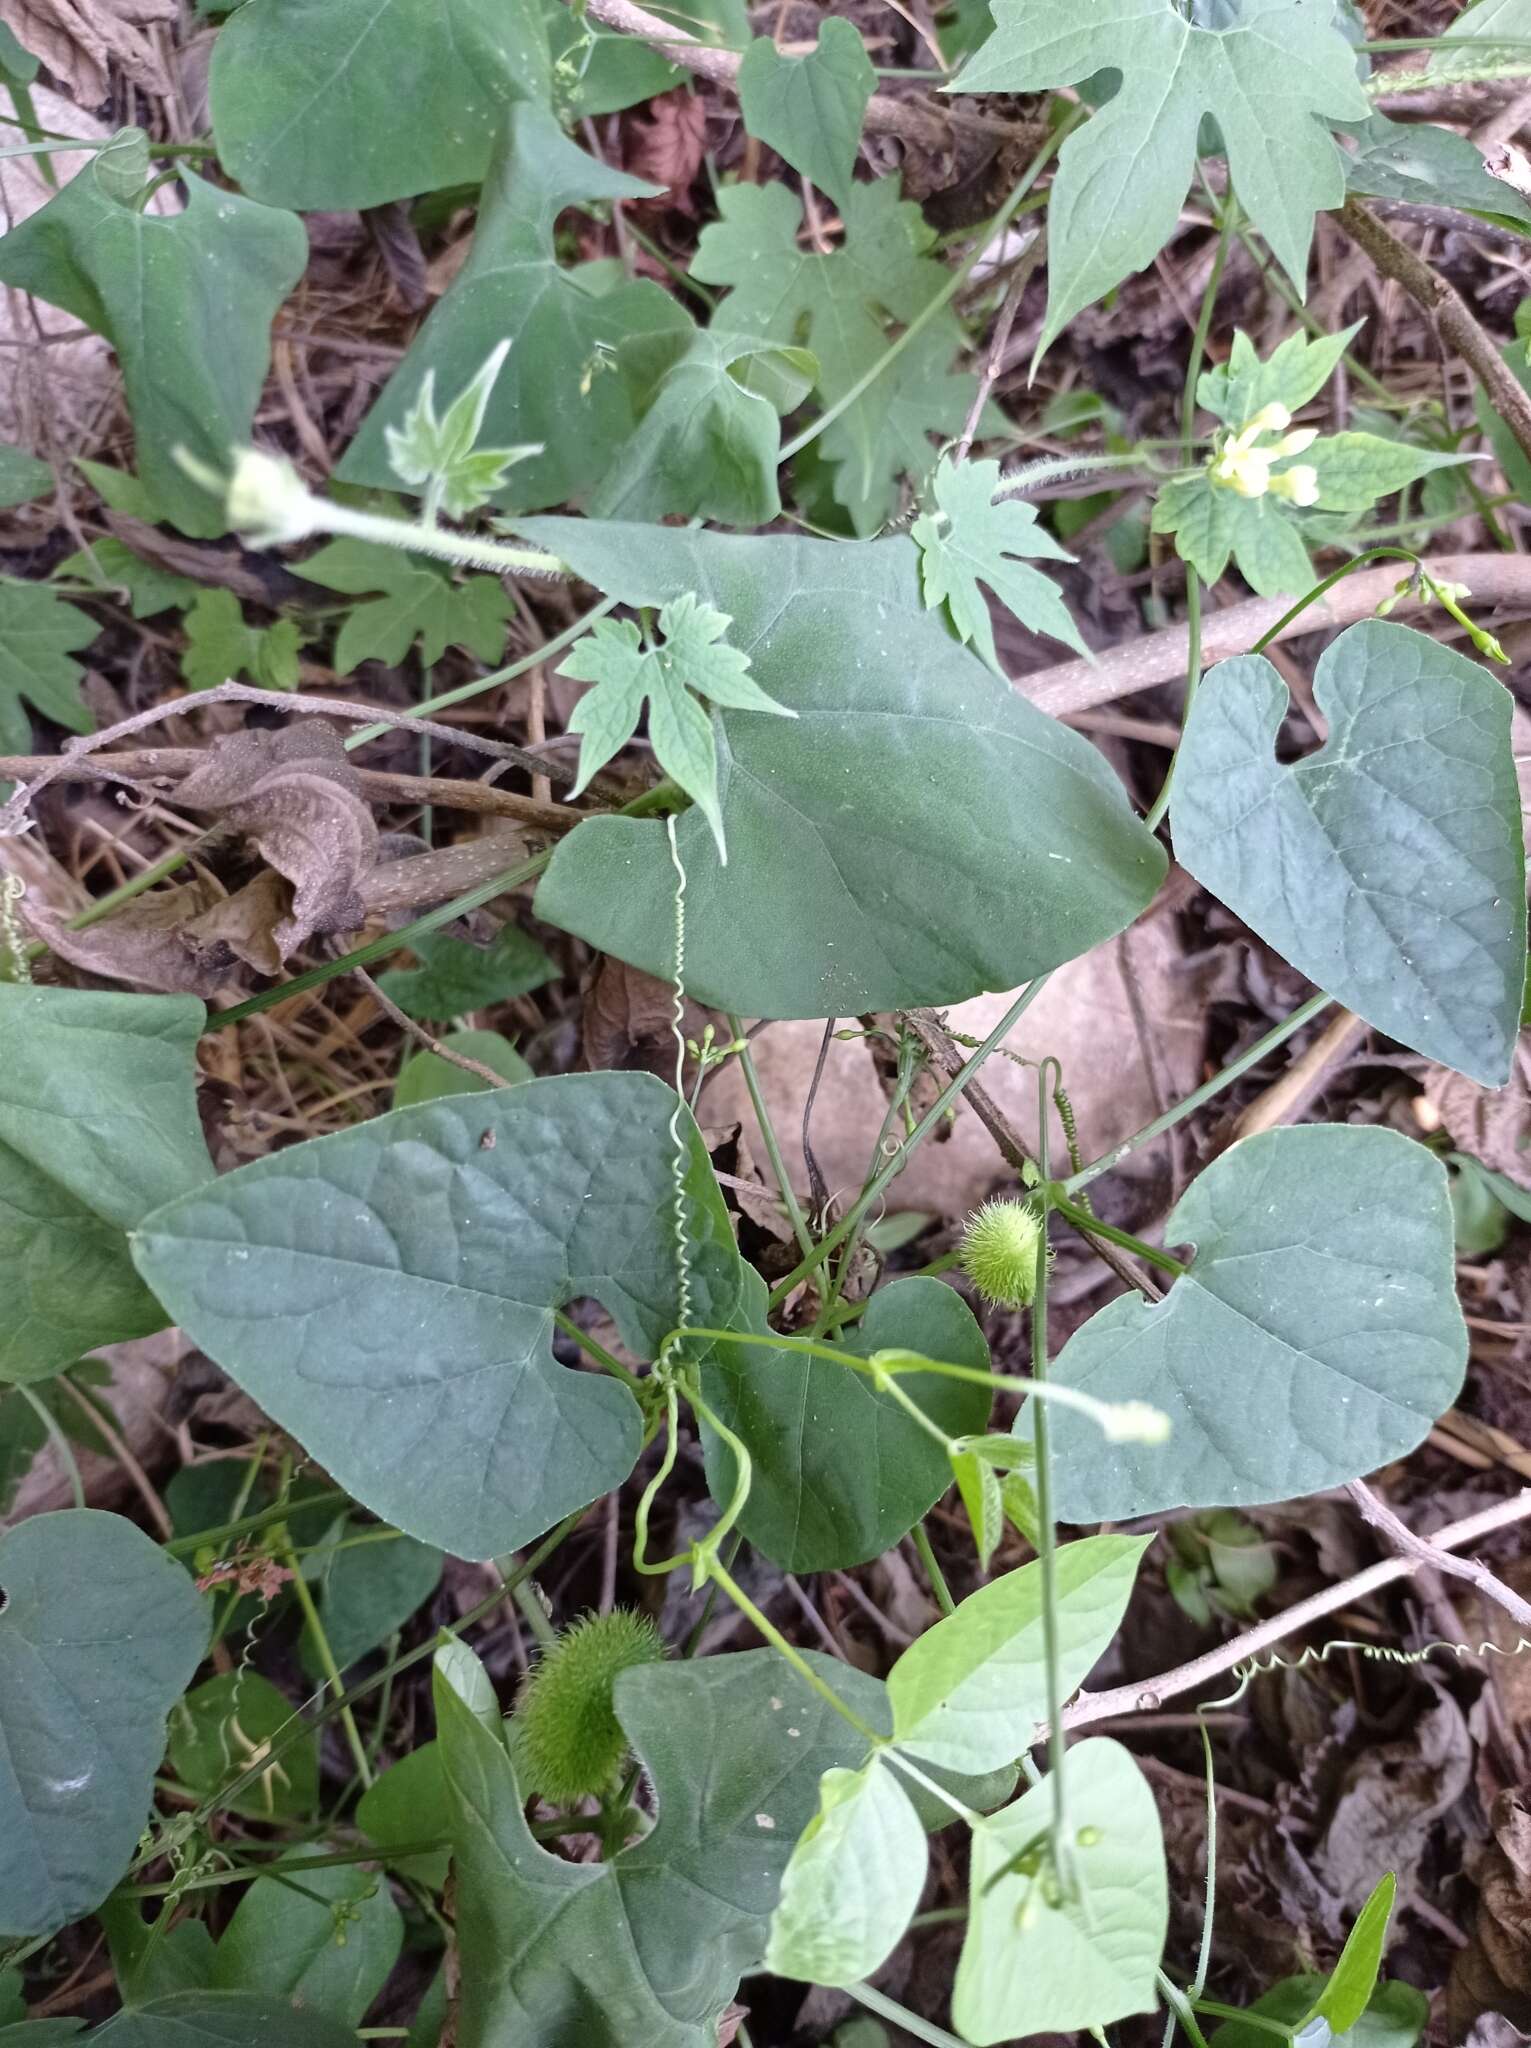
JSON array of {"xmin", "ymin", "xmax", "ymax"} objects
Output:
[{"xmin": 1345, "ymin": 1477, "xmax": 1531, "ymax": 1632}]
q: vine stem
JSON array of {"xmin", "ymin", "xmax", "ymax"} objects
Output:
[
  {"xmin": 766, "ymin": 977, "xmax": 1052, "ymax": 1309},
  {"xmin": 727, "ymin": 1013, "xmax": 815, "ymax": 1262},
  {"xmin": 1029, "ymin": 1063, "xmax": 1070, "ymax": 1874},
  {"xmin": 1063, "ymin": 991, "xmax": 1334, "ymax": 1193},
  {"xmin": 281, "ymin": 1529, "xmax": 374, "ymax": 1790},
  {"xmin": 702, "ymin": 1550, "xmax": 883, "ymax": 1748},
  {"xmin": 16, "ymin": 1384, "xmax": 84, "ymax": 1510}
]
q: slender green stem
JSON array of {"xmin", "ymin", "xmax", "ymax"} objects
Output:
[
  {"xmin": 1144, "ymin": 182, "xmax": 1236, "ymax": 834},
  {"xmin": 727, "ymin": 1014, "xmax": 815, "ymax": 1261},
  {"xmin": 343, "ymin": 594, "xmax": 619, "ymax": 749},
  {"xmin": 511, "ymin": 1577, "xmax": 558, "ymax": 1650},
  {"xmin": 284, "ymin": 1533, "xmax": 374, "ymax": 1790},
  {"xmin": 766, "ymin": 978, "xmax": 1051, "ymax": 1309},
  {"xmin": 847, "ymin": 1979, "xmax": 968, "ymax": 2048},
  {"xmin": 779, "ymin": 107, "xmax": 1085, "ymax": 465},
  {"xmin": 283, "ymin": 493, "xmax": 565, "ymax": 581},
  {"xmin": 1063, "ymin": 991, "xmax": 1334, "ymax": 1193},
  {"xmin": 1030, "ymin": 1065, "xmax": 1068, "ymax": 1861},
  {"xmin": 165, "ymin": 1486, "xmax": 350, "ymax": 1558},
  {"xmin": 912, "ymin": 1521, "xmax": 957, "ymax": 1618},
  {"xmin": 16, "ymin": 1383, "xmax": 84, "ymax": 1509},
  {"xmin": 122, "ymin": 1842, "xmax": 450, "ymax": 1899},
  {"xmin": 1050, "ymin": 1194, "xmax": 1188, "ymax": 1278},
  {"xmin": 1159, "ymin": 1975, "xmax": 1215, "ymax": 2048},
  {"xmin": 551, "ymin": 1309, "xmax": 646, "ymax": 1391},
  {"xmin": 1188, "ymin": 1997, "xmax": 1292, "ymax": 2040},
  {"xmin": 704, "ymin": 1551, "xmax": 882, "ymax": 1747}
]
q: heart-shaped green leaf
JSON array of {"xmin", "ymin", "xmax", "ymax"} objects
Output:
[
  {"xmin": 954, "ymin": 1739, "xmax": 1167, "ymax": 2044},
  {"xmin": 700, "ymin": 1272, "xmax": 991, "ymax": 1570},
  {"xmin": 887, "ymin": 1535, "xmax": 1149, "ymax": 1773},
  {"xmin": 437, "ymin": 1645, "xmax": 885, "ymax": 2047},
  {"xmin": 0, "ymin": 168, "xmax": 306, "ymax": 537},
  {"xmin": 0, "ymin": 1510, "xmax": 207, "ymax": 1937},
  {"xmin": 1171, "ymin": 620, "xmax": 1527, "ymax": 1085},
  {"xmin": 1048, "ymin": 1125, "xmax": 1467, "ymax": 1522},
  {"xmin": 132, "ymin": 1074, "xmax": 743, "ymax": 1559},
  {"xmin": 765, "ymin": 1754, "xmax": 928, "ymax": 1987},
  {"xmin": 210, "ymin": 1863, "xmax": 403, "ymax": 2027},
  {"xmin": 338, "ymin": 107, "xmax": 690, "ymax": 513},
  {"xmin": 209, "ymin": 0, "xmax": 551, "ymax": 210},
  {"xmin": 0, "ymin": 987, "xmax": 214, "ymax": 1383},
  {"xmin": 523, "ymin": 520, "xmax": 1166, "ymax": 1017}
]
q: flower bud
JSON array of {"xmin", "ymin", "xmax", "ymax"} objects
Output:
[
  {"xmin": 226, "ymin": 447, "xmax": 319, "ymax": 547},
  {"xmin": 1269, "ymin": 464, "xmax": 1320, "ymax": 507}
]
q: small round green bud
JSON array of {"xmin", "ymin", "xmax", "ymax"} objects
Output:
[
  {"xmin": 514, "ymin": 1609, "xmax": 664, "ymax": 1807},
  {"xmin": 1075, "ymin": 1824, "xmax": 1103, "ymax": 1848},
  {"xmin": 960, "ymin": 1197, "xmax": 1044, "ymax": 1309}
]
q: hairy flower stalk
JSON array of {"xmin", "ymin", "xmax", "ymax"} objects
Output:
[{"xmin": 176, "ymin": 445, "xmax": 567, "ymax": 580}]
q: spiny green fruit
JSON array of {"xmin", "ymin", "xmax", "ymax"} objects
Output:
[
  {"xmin": 960, "ymin": 1197, "xmax": 1045, "ymax": 1309},
  {"xmin": 514, "ymin": 1609, "xmax": 664, "ymax": 1806}
]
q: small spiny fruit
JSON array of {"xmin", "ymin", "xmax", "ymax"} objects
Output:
[
  {"xmin": 514, "ymin": 1609, "xmax": 664, "ymax": 1806},
  {"xmin": 960, "ymin": 1197, "xmax": 1044, "ymax": 1309}
]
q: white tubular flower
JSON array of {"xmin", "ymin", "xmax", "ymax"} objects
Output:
[
  {"xmin": 1210, "ymin": 441, "xmax": 1272, "ymax": 498},
  {"xmin": 225, "ymin": 448, "xmax": 320, "ymax": 546},
  {"xmin": 1269, "ymin": 464, "xmax": 1320, "ymax": 507},
  {"xmin": 1273, "ymin": 425, "xmax": 1319, "ymax": 460}
]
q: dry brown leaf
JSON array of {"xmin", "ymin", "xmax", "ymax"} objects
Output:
[
  {"xmin": 705, "ymin": 922, "xmax": 1204, "ymax": 1219},
  {"xmin": 629, "ymin": 89, "xmax": 709, "ymax": 200},
  {"xmin": 1425, "ymin": 1042, "xmax": 1531, "ymax": 1193},
  {"xmin": 1452, "ymin": 1788, "xmax": 1531, "ymax": 2037},
  {"xmin": 174, "ymin": 721, "xmax": 377, "ymax": 953},
  {"xmin": 0, "ymin": 0, "xmax": 175, "ymax": 106},
  {"xmin": 24, "ymin": 867, "xmax": 294, "ymax": 995}
]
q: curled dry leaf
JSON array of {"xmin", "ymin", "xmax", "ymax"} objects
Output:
[
  {"xmin": 629, "ymin": 88, "xmax": 709, "ymax": 202},
  {"xmin": 1451, "ymin": 1788, "xmax": 1531, "ymax": 2037},
  {"xmin": 174, "ymin": 720, "xmax": 377, "ymax": 954},
  {"xmin": 0, "ymin": 0, "xmax": 176, "ymax": 105},
  {"xmin": 1425, "ymin": 1044, "xmax": 1531, "ymax": 1194},
  {"xmin": 24, "ymin": 869, "xmax": 295, "ymax": 996}
]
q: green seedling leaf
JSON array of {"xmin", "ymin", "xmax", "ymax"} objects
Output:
[
  {"xmin": 1171, "ymin": 620, "xmax": 1527, "ymax": 1083},
  {"xmin": 1202, "ymin": 323, "xmax": 1361, "ymax": 423},
  {"xmin": 0, "ymin": 986, "xmax": 214, "ymax": 1382},
  {"xmin": 0, "ymin": 23, "xmax": 37, "ymax": 82},
  {"xmin": 132, "ymin": 1073, "xmax": 744, "ymax": 1558},
  {"xmin": 0, "ymin": 167, "xmax": 306, "ymax": 537},
  {"xmin": 357, "ymin": 1743, "xmax": 453, "ymax": 1889},
  {"xmin": 0, "ymin": 443, "xmax": 51, "ymax": 509},
  {"xmin": 0, "ymin": 582, "xmax": 95, "ymax": 754},
  {"xmin": 561, "ymin": 590, "xmax": 793, "ymax": 862},
  {"xmin": 339, "ymin": 106, "xmax": 690, "ymax": 512},
  {"xmin": 301, "ymin": 1523, "xmax": 443, "ymax": 1675},
  {"xmin": 0, "ymin": 1510, "xmax": 207, "ymax": 1937},
  {"xmin": 55, "ymin": 537, "xmax": 201, "ymax": 619},
  {"xmin": 952, "ymin": 1446, "xmax": 1005, "ymax": 1568},
  {"xmin": 737, "ymin": 17, "xmax": 875, "ymax": 207},
  {"xmin": 209, "ymin": 0, "xmax": 551, "ymax": 209},
  {"xmin": 181, "ymin": 590, "xmax": 303, "ymax": 692},
  {"xmin": 1307, "ymin": 1874, "xmax": 1396, "ymax": 2034},
  {"xmin": 168, "ymin": 1671, "xmax": 319, "ymax": 1821},
  {"xmin": 1210, "ymin": 1976, "xmax": 1428, "ymax": 2047},
  {"xmin": 953, "ymin": 0, "xmax": 1369, "ymax": 358},
  {"xmin": 294, "ymin": 538, "xmax": 510, "ymax": 676},
  {"xmin": 99, "ymin": 1894, "xmax": 217, "ymax": 2003},
  {"xmin": 700, "ymin": 1270, "xmax": 991, "ymax": 1570},
  {"xmin": 524, "ymin": 520, "xmax": 1165, "ymax": 1016},
  {"xmin": 912, "ymin": 454, "xmax": 1087, "ymax": 668},
  {"xmin": 953, "ymin": 1739, "xmax": 1167, "ymax": 2044},
  {"xmin": 378, "ymin": 926, "xmax": 553, "ymax": 1020},
  {"xmin": 765, "ymin": 1755, "xmax": 927, "ymax": 1987},
  {"xmin": 437, "ymin": 1644, "xmax": 885, "ymax": 2047},
  {"xmin": 392, "ymin": 1029, "xmax": 531, "ymax": 1107},
  {"xmin": 887, "ymin": 1534, "xmax": 1149, "ymax": 1772},
  {"xmin": 384, "ymin": 341, "xmax": 539, "ymax": 518},
  {"xmin": 693, "ymin": 178, "xmax": 980, "ymax": 533},
  {"xmin": 210, "ymin": 1862, "xmax": 403, "ymax": 2028},
  {"xmin": 591, "ymin": 329, "xmax": 816, "ymax": 528},
  {"xmin": 1343, "ymin": 112, "xmax": 1531, "ymax": 227},
  {"xmin": 1048, "ymin": 1124, "xmax": 1467, "ymax": 1521}
]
